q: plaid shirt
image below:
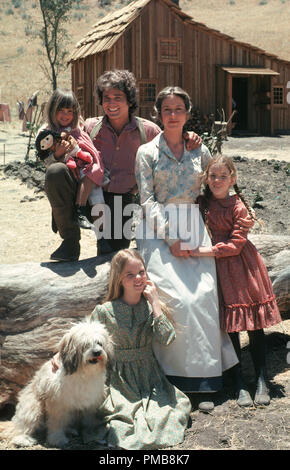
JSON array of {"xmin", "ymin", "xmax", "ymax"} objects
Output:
[{"xmin": 84, "ymin": 115, "xmax": 160, "ymax": 194}]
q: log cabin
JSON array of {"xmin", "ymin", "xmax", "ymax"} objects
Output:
[{"xmin": 69, "ymin": 0, "xmax": 290, "ymax": 135}]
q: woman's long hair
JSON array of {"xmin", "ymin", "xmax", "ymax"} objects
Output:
[{"xmin": 151, "ymin": 86, "xmax": 192, "ymax": 124}]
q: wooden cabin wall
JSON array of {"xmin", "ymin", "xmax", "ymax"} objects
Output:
[
  {"xmin": 122, "ymin": 1, "xmax": 185, "ymax": 119},
  {"xmin": 72, "ymin": 38, "xmax": 126, "ymax": 119},
  {"xmin": 271, "ymin": 61, "xmax": 290, "ymax": 132},
  {"xmin": 71, "ymin": 0, "xmax": 290, "ymax": 130}
]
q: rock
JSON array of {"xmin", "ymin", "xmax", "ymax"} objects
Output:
[
  {"xmin": 0, "ymin": 254, "xmax": 113, "ymax": 409},
  {"xmin": 273, "ymin": 267, "xmax": 290, "ymax": 313},
  {"xmin": 248, "ymin": 234, "xmax": 290, "ymax": 272},
  {"xmin": 249, "ymin": 234, "xmax": 290, "ymax": 313},
  {"xmin": 0, "ymin": 235, "xmax": 289, "ymax": 410},
  {"xmin": 2, "ymin": 160, "xmax": 45, "ymax": 192},
  {"xmin": 253, "ymin": 201, "xmax": 266, "ymax": 209},
  {"xmin": 233, "ymin": 156, "xmax": 248, "ymax": 163},
  {"xmin": 20, "ymin": 195, "xmax": 37, "ymax": 203}
]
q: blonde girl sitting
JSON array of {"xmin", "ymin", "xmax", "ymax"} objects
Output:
[{"xmin": 90, "ymin": 248, "xmax": 191, "ymax": 450}]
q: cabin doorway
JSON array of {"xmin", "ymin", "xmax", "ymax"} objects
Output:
[
  {"xmin": 232, "ymin": 77, "xmax": 248, "ymax": 131},
  {"xmin": 216, "ymin": 67, "xmax": 278, "ymax": 136}
]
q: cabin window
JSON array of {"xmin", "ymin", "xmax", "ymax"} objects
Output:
[
  {"xmin": 158, "ymin": 38, "xmax": 181, "ymax": 63},
  {"xmin": 272, "ymin": 85, "xmax": 284, "ymax": 106},
  {"xmin": 138, "ymin": 81, "xmax": 157, "ymax": 104}
]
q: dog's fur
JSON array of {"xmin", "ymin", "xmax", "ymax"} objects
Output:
[{"xmin": 9, "ymin": 320, "xmax": 114, "ymax": 448}]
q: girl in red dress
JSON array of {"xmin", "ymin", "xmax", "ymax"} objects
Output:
[{"xmin": 192, "ymin": 155, "xmax": 282, "ymax": 407}]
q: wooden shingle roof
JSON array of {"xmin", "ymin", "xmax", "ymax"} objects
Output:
[
  {"xmin": 69, "ymin": 0, "xmax": 289, "ymax": 64},
  {"xmin": 69, "ymin": 0, "xmax": 151, "ymax": 61}
]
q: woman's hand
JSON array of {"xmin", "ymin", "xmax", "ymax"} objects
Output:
[
  {"xmin": 170, "ymin": 240, "xmax": 191, "ymax": 258},
  {"xmin": 183, "ymin": 131, "xmax": 202, "ymax": 150},
  {"xmin": 143, "ymin": 280, "xmax": 163, "ymax": 318}
]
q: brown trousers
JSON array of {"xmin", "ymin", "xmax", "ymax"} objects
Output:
[{"xmin": 44, "ymin": 163, "xmax": 80, "ymax": 241}]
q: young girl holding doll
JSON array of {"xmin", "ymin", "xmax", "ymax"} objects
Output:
[
  {"xmin": 89, "ymin": 248, "xmax": 191, "ymax": 450},
  {"xmin": 42, "ymin": 89, "xmax": 108, "ymax": 261},
  {"xmin": 192, "ymin": 155, "xmax": 282, "ymax": 407}
]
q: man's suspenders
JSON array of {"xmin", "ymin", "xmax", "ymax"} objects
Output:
[{"xmin": 89, "ymin": 116, "xmax": 147, "ymax": 145}]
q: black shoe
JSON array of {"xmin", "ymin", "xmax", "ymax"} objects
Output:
[
  {"xmin": 76, "ymin": 206, "xmax": 93, "ymax": 230},
  {"xmin": 50, "ymin": 239, "xmax": 80, "ymax": 262},
  {"xmin": 97, "ymin": 238, "xmax": 113, "ymax": 255},
  {"xmin": 237, "ymin": 388, "xmax": 253, "ymax": 407},
  {"xmin": 231, "ymin": 364, "xmax": 253, "ymax": 407}
]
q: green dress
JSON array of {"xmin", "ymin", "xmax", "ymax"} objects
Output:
[{"xmin": 90, "ymin": 297, "xmax": 191, "ymax": 450}]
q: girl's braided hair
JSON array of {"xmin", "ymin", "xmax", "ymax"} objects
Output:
[{"xmin": 197, "ymin": 154, "xmax": 258, "ymax": 232}]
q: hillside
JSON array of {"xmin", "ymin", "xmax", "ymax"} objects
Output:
[
  {"xmin": 0, "ymin": 0, "xmax": 290, "ymax": 120},
  {"xmin": 181, "ymin": 0, "xmax": 290, "ymax": 62}
]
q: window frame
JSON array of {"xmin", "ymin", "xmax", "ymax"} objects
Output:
[
  {"xmin": 158, "ymin": 38, "xmax": 182, "ymax": 63},
  {"xmin": 138, "ymin": 80, "xmax": 158, "ymax": 106},
  {"xmin": 272, "ymin": 84, "xmax": 285, "ymax": 108}
]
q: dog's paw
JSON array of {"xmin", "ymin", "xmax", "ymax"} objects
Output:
[
  {"xmin": 11, "ymin": 434, "xmax": 37, "ymax": 447},
  {"xmin": 47, "ymin": 431, "xmax": 69, "ymax": 448}
]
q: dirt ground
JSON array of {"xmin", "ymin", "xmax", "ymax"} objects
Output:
[{"xmin": 0, "ymin": 125, "xmax": 289, "ymax": 451}]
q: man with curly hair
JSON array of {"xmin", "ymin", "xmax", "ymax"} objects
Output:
[
  {"xmin": 85, "ymin": 69, "xmax": 201, "ymax": 255},
  {"xmin": 84, "ymin": 70, "xmax": 161, "ymax": 254}
]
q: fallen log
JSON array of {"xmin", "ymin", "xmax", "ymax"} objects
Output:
[
  {"xmin": 0, "ymin": 254, "xmax": 113, "ymax": 409},
  {"xmin": 0, "ymin": 235, "xmax": 289, "ymax": 409},
  {"xmin": 248, "ymin": 235, "xmax": 290, "ymax": 313}
]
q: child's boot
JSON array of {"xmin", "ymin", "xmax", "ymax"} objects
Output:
[
  {"xmin": 76, "ymin": 205, "xmax": 93, "ymax": 229},
  {"xmin": 248, "ymin": 330, "xmax": 270, "ymax": 406},
  {"xmin": 97, "ymin": 237, "xmax": 113, "ymax": 255},
  {"xmin": 229, "ymin": 332, "xmax": 253, "ymax": 407},
  {"xmin": 254, "ymin": 367, "xmax": 270, "ymax": 406},
  {"xmin": 232, "ymin": 364, "xmax": 253, "ymax": 407},
  {"xmin": 50, "ymin": 238, "xmax": 80, "ymax": 262}
]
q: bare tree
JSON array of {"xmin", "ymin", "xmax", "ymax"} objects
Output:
[{"xmin": 38, "ymin": 0, "xmax": 80, "ymax": 90}]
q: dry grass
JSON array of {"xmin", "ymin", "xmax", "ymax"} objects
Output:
[
  {"xmin": 0, "ymin": 0, "xmax": 101, "ymax": 118},
  {"xmin": 1, "ymin": 0, "xmax": 290, "ymax": 122},
  {"xmin": 180, "ymin": 0, "xmax": 290, "ymax": 61}
]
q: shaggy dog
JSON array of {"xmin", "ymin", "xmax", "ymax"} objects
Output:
[{"xmin": 9, "ymin": 320, "xmax": 114, "ymax": 448}]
